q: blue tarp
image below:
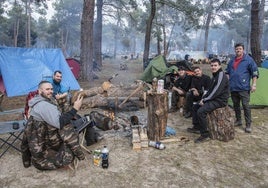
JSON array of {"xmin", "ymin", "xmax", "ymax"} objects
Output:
[{"xmin": 0, "ymin": 47, "xmax": 80, "ymax": 97}]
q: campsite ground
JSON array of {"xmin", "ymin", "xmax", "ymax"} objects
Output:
[{"xmin": 0, "ymin": 59, "xmax": 267, "ymax": 188}]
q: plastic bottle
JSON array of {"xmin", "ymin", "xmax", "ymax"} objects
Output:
[
  {"xmin": 101, "ymin": 146, "xmax": 109, "ymax": 169},
  {"xmin": 148, "ymin": 141, "xmax": 165, "ymax": 150}
]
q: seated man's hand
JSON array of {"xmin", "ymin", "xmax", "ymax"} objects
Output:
[
  {"xmin": 192, "ymin": 88, "xmax": 199, "ymax": 96},
  {"xmin": 73, "ymin": 94, "xmax": 83, "ymax": 111}
]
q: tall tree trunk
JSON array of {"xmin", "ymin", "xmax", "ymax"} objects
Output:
[
  {"xmin": 156, "ymin": 26, "xmax": 161, "ymax": 55},
  {"xmin": 143, "ymin": 0, "xmax": 156, "ymax": 69},
  {"xmin": 250, "ymin": 0, "xmax": 261, "ymax": 65},
  {"xmin": 60, "ymin": 29, "xmax": 68, "ymax": 58},
  {"xmin": 80, "ymin": 0, "xmax": 95, "ymax": 81},
  {"xmin": 162, "ymin": 25, "xmax": 167, "ymax": 56},
  {"xmin": 166, "ymin": 23, "xmax": 175, "ymax": 53},
  {"xmin": 113, "ymin": 11, "xmax": 120, "ymax": 59},
  {"xmin": 13, "ymin": 19, "xmax": 19, "ymax": 47},
  {"xmin": 259, "ymin": 0, "xmax": 265, "ymax": 43},
  {"xmin": 94, "ymin": 0, "xmax": 103, "ymax": 67},
  {"xmin": 203, "ymin": 0, "xmax": 213, "ymax": 52},
  {"xmin": 24, "ymin": 0, "xmax": 31, "ymax": 47},
  {"xmin": 162, "ymin": 4, "xmax": 167, "ymax": 56}
]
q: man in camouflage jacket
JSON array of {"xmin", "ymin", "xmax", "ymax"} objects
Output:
[{"xmin": 21, "ymin": 80, "xmax": 85, "ymax": 170}]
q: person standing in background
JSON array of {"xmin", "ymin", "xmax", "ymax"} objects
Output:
[{"xmin": 225, "ymin": 43, "xmax": 259, "ymax": 133}]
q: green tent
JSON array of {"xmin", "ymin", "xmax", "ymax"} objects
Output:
[
  {"xmin": 250, "ymin": 67, "xmax": 268, "ymax": 106},
  {"xmin": 228, "ymin": 67, "xmax": 268, "ymax": 107},
  {"xmin": 140, "ymin": 55, "xmax": 178, "ymax": 82}
]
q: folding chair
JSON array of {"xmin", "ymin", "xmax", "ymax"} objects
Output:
[{"xmin": 0, "ymin": 120, "xmax": 25, "ymax": 158}]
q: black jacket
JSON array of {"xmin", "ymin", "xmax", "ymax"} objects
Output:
[
  {"xmin": 174, "ymin": 74, "xmax": 192, "ymax": 93},
  {"xmin": 191, "ymin": 74, "xmax": 211, "ymax": 96},
  {"xmin": 203, "ymin": 68, "xmax": 229, "ymax": 106}
]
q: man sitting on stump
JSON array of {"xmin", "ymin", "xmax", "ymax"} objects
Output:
[{"xmin": 187, "ymin": 59, "xmax": 229, "ymax": 143}]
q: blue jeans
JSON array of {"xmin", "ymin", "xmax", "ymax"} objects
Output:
[{"xmin": 231, "ymin": 91, "xmax": 251, "ymax": 126}]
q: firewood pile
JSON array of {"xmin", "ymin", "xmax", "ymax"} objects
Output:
[{"xmin": 72, "ymin": 79, "xmax": 152, "ymax": 110}]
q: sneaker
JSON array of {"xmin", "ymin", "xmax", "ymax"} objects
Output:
[
  {"xmin": 194, "ymin": 135, "xmax": 210, "ymax": 143},
  {"xmin": 187, "ymin": 127, "xmax": 200, "ymax": 134},
  {"xmin": 245, "ymin": 126, "xmax": 252, "ymax": 133},
  {"xmin": 234, "ymin": 120, "xmax": 242, "ymax": 126}
]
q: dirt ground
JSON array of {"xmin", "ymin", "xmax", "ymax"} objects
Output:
[{"xmin": 0, "ymin": 59, "xmax": 267, "ymax": 188}]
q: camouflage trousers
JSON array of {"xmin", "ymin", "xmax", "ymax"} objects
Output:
[{"xmin": 21, "ymin": 117, "xmax": 84, "ymax": 170}]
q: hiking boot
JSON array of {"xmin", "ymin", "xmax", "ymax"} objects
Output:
[
  {"xmin": 194, "ymin": 135, "xmax": 210, "ymax": 143},
  {"xmin": 184, "ymin": 112, "xmax": 192, "ymax": 118},
  {"xmin": 245, "ymin": 125, "xmax": 252, "ymax": 133},
  {"xmin": 187, "ymin": 127, "xmax": 200, "ymax": 134},
  {"xmin": 22, "ymin": 152, "xmax": 31, "ymax": 168},
  {"xmin": 234, "ymin": 120, "xmax": 242, "ymax": 126}
]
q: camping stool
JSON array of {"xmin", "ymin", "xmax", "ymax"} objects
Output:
[{"xmin": 0, "ymin": 120, "xmax": 25, "ymax": 158}]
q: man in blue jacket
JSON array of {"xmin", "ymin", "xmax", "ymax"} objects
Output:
[{"xmin": 225, "ymin": 43, "xmax": 258, "ymax": 133}]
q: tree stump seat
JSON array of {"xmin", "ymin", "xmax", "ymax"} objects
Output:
[
  {"xmin": 147, "ymin": 93, "xmax": 168, "ymax": 141},
  {"xmin": 207, "ymin": 106, "xmax": 235, "ymax": 142}
]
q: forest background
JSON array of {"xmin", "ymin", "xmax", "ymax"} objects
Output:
[{"xmin": 0, "ymin": 0, "xmax": 267, "ymax": 81}]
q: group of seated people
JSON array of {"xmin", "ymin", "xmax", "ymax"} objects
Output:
[
  {"xmin": 21, "ymin": 71, "xmax": 101, "ymax": 170},
  {"xmin": 166, "ymin": 59, "xmax": 230, "ymax": 143},
  {"xmin": 167, "ymin": 65, "xmax": 211, "ymax": 118}
]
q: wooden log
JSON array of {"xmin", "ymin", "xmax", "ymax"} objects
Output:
[
  {"xmin": 71, "ymin": 87, "xmax": 104, "ymax": 104},
  {"xmin": 207, "ymin": 106, "xmax": 235, "ymax": 142},
  {"xmin": 89, "ymin": 111, "xmax": 113, "ymax": 131},
  {"xmin": 147, "ymin": 92, "xmax": 168, "ymax": 141},
  {"xmin": 72, "ymin": 84, "xmax": 145, "ymax": 105},
  {"xmin": 80, "ymin": 96, "xmax": 143, "ymax": 109},
  {"xmin": 132, "ymin": 128, "xmax": 141, "ymax": 151},
  {"xmin": 140, "ymin": 128, "xmax": 149, "ymax": 148},
  {"xmin": 118, "ymin": 83, "xmax": 144, "ymax": 108}
]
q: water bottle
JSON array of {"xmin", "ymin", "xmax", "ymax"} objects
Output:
[
  {"xmin": 149, "ymin": 141, "xmax": 165, "ymax": 150},
  {"xmin": 101, "ymin": 146, "xmax": 109, "ymax": 169}
]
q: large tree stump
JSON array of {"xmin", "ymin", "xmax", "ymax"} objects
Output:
[
  {"xmin": 147, "ymin": 93, "xmax": 168, "ymax": 141},
  {"xmin": 207, "ymin": 106, "xmax": 235, "ymax": 142}
]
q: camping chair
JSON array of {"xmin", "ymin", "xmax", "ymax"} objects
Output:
[{"xmin": 0, "ymin": 120, "xmax": 26, "ymax": 158}]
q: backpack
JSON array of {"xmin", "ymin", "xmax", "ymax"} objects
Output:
[{"xmin": 24, "ymin": 90, "xmax": 39, "ymax": 120}]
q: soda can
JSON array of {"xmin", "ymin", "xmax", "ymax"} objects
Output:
[{"xmin": 157, "ymin": 79, "xmax": 164, "ymax": 93}]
